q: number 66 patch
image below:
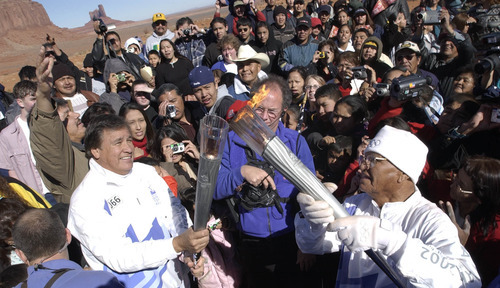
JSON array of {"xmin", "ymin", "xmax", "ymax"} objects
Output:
[{"xmin": 107, "ymin": 196, "xmax": 122, "ymax": 210}]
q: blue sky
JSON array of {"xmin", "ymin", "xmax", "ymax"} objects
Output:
[{"xmin": 37, "ymin": 0, "xmax": 212, "ymax": 28}]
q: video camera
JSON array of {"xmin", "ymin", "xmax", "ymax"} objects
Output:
[
  {"xmin": 93, "ymin": 16, "xmax": 116, "ymax": 34},
  {"xmin": 474, "ymin": 33, "xmax": 500, "ymax": 74},
  {"xmin": 417, "ymin": 10, "xmax": 442, "ymax": 25},
  {"xmin": 390, "ymin": 74, "xmax": 430, "ymax": 101}
]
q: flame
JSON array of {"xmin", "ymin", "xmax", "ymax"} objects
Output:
[
  {"xmin": 233, "ymin": 85, "xmax": 270, "ymax": 122},
  {"xmin": 249, "ymin": 85, "xmax": 270, "ymax": 108}
]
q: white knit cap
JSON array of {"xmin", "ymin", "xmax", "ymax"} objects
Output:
[{"xmin": 364, "ymin": 125, "xmax": 428, "ymax": 184}]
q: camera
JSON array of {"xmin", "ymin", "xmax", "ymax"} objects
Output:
[
  {"xmin": 390, "ymin": 74, "xmax": 430, "ymax": 101},
  {"xmin": 318, "ymin": 51, "xmax": 326, "ymax": 59},
  {"xmin": 93, "ymin": 16, "xmax": 108, "ymax": 34},
  {"xmin": 44, "ymin": 50, "xmax": 56, "ymax": 58},
  {"xmin": 183, "ymin": 28, "xmax": 192, "ymax": 36},
  {"xmin": 475, "ymin": 52, "xmax": 500, "ymax": 74},
  {"xmin": 417, "ymin": 10, "xmax": 441, "ymax": 25},
  {"xmin": 170, "ymin": 143, "xmax": 185, "ymax": 154},
  {"xmin": 351, "ymin": 66, "xmax": 368, "ymax": 79},
  {"xmin": 166, "ymin": 104, "xmax": 176, "ymax": 118},
  {"xmin": 374, "ymin": 83, "xmax": 390, "ymax": 97},
  {"xmin": 116, "ymin": 73, "xmax": 126, "ymax": 82}
]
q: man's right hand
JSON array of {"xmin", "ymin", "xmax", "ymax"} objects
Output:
[
  {"xmin": 173, "ymin": 227, "xmax": 209, "ymax": 254},
  {"xmin": 36, "ymin": 46, "xmax": 54, "ymax": 100}
]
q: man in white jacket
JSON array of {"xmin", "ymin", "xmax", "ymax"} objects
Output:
[{"xmin": 295, "ymin": 125, "xmax": 481, "ymax": 287}]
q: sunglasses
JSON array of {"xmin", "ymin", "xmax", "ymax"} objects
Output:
[
  {"xmin": 238, "ymin": 27, "xmax": 249, "ymax": 32},
  {"xmin": 155, "ymin": 21, "xmax": 167, "ymax": 27},
  {"xmin": 396, "ymin": 54, "xmax": 415, "ymax": 62}
]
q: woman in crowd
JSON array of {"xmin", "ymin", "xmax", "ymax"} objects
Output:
[
  {"xmin": 335, "ymin": 24, "xmax": 354, "ymax": 53},
  {"xmin": 335, "ymin": 9, "xmax": 351, "ymax": 27},
  {"xmin": 252, "ymin": 21, "xmax": 283, "ymax": 75},
  {"xmin": 211, "ymin": 34, "xmax": 241, "ymax": 75},
  {"xmin": 336, "ymin": 51, "xmax": 364, "ymax": 96},
  {"xmin": 440, "ymin": 156, "xmax": 500, "ymax": 286},
  {"xmin": 150, "ymin": 124, "xmax": 200, "ymax": 194},
  {"xmin": 155, "ymin": 38, "xmax": 194, "ymax": 97},
  {"xmin": 304, "ymin": 74, "xmax": 326, "ymax": 114},
  {"xmin": 309, "ymin": 39, "xmax": 339, "ymax": 83},
  {"xmin": 119, "ymin": 103, "xmax": 155, "ymax": 160},
  {"xmin": 351, "ymin": 8, "xmax": 384, "ymax": 39},
  {"xmin": 331, "ymin": 95, "xmax": 368, "ymax": 139},
  {"xmin": 288, "ymin": 67, "xmax": 308, "ymax": 132}
]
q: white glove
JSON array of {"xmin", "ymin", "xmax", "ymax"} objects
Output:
[
  {"xmin": 297, "ymin": 193, "xmax": 335, "ymax": 227},
  {"xmin": 330, "ymin": 216, "xmax": 407, "ymax": 255}
]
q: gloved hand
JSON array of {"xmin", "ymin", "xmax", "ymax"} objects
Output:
[
  {"xmin": 297, "ymin": 193, "xmax": 335, "ymax": 229},
  {"xmin": 330, "ymin": 215, "xmax": 407, "ymax": 255}
]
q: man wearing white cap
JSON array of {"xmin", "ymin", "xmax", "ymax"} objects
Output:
[
  {"xmin": 295, "ymin": 125, "xmax": 481, "ymax": 287},
  {"xmin": 223, "ymin": 44, "xmax": 270, "ymax": 101}
]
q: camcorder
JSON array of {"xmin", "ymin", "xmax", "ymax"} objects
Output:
[
  {"xmin": 166, "ymin": 104, "xmax": 176, "ymax": 118},
  {"xmin": 170, "ymin": 143, "xmax": 185, "ymax": 154},
  {"xmin": 351, "ymin": 66, "xmax": 368, "ymax": 79},
  {"xmin": 417, "ymin": 10, "xmax": 442, "ymax": 25},
  {"xmin": 374, "ymin": 83, "xmax": 390, "ymax": 97},
  {"xmin": 474, "ymin": 33, "xmax": 500, "ymax": 74},
  {"xmin": 390, "ymin": 74, "xmax": 430, "ymax": 101}
]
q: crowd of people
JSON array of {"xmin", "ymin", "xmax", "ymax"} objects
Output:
[{"xmin": 0, "ymin": 0, "xmax": 500, "ymax": 287}]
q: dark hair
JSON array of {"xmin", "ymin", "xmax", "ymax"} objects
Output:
[
  {"xmin": 176, "ymin": 17, "xmax": 194, "ymax": 30},
  {"xmin": 288, "ymin": 66, "xmax": 308, "ymax": 82},
  {"xmin": 12, "ymin": 209, "xmax": 66, "ymax": 262},
  {"xmin": 159, "ymin": 38, "xmax": 187, "ymax": 63},
  {"xmin": 134, "ymin": 156, "xmax": 160, "ymax": 167},
  {"xmin": 315, "ymin": 83, "xmax": 342, "ymax": 101},
  {"xmin": 374, "ymin": 116, "xmax": 411, "ymax": 135},
  {"xmin": 81, "ymin": 102, "xmax": 116, "ymax": 127},
  {"xmin": 0, "ymin": 198, "xmax": 27, "ymax": 272},
  {"xmin": 382, "ymin": 66, "xmax": 408, "ymax": 83},
  {"xmin": 353, "ymin": 28, "xmax": 370, "ymax": 38},
  {"xmin": 156, "ymin": 83, "xmax": 183, "ymax": 98},
  {"xmin": 18, "ymin": 66, "xmax": 36, "ymax": 81},
  {"xmin": 13, "ymin": 80, "xmax": 36, "ymax": 100},
  {"xmin": 352, "ymin": 8, "xmax": 375, "ymax": 29},
  {"xmin": 150, "ymin": 123, "xmax": 190, "ymax": 162},
  {"xmin": 131, "ymin": 79, "xmax": 148, "ymax": 92},
  {"xmin": 84, "ymin": 114, "xmax": 129, "ymax": 159},
  {"xmin": 105, "ymin": 31, "xmax": 121, "ymax": 42},
  {"xmin": 327, "ymin": 134, "xmax": 353, "ymax": 155},
  {"xmin": 285, "ymin": 104, "xmax": 301, "ymax": 121},
  {"xmin": 336, "ymin": 95, "xmax": 367, "ymax": 124},
  {"xmin": 252, "ymin": 74, "xmax": 293, "ymax": 110},
  {"xmin": 463, "ymin": 156, "xmax": 500, "ymax": 236},
  {"xmin": 118, "ymin": 102, "xmax": 155, "ymax": 152},
  {"xmin": 210, "ymin": 17, "xmax": 227, "ymax": 28},
  {"xmin": 236, "ymin": 17, "xmax": 252, "ymax": 28},
  {"xmin": 147, "ymin": 50, "xmax": 160, "ymax": 58},
  {"xmin": 337, "ymin": 24, "xmax": 352, "ymax": 35},
  {"xmin": 318, "ymin": 39, "xmax": 339, "ymax": 63}
]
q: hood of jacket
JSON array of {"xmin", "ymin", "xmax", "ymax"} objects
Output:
[{"xmin": 361, "ymin": 36, "xmax": 383, "ymax": 61}]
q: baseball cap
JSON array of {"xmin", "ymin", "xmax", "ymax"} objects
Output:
[
  {"xmin": 311, "ymin": 17, "xmax": 322, "ymax": 28},
  {"xmin": 353, "ymin": 8, "xmax": 367, "ymax": 16},
  {"xmin": 189, "ymin": 66, "xmax": 215, "ymax": 89},
  {"xmin": 395, "ymin": 41, "xmax": 420, "ymax": 55},
  {"xmin": 318, "ymin": 5, "xmax": 331, "ymax": 15},
  {"xmin": 152, "ymin": 13, "xmax": 166, "ymax": 23},
  {"xmin": 234, "ymin": 0, "xmax": 246, "ymax": 6},
  {"xmin": 296, "ymin": 17, "xmax": 311, "ymax": 28}
]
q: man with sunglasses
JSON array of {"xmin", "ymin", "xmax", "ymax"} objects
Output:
[
  {"xmin": 295, "ymin": 125, "xmax": 481, "ymax": 287},
  {"xmin": 395, "ymin": 41, "xmax": 439, "ymax": 90},
  {"xmin": 145, "ymin": 13, "xmax": 175, "ymax": 55}
]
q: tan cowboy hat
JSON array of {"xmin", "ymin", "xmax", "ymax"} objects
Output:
[{"xmin": 232, "ymin": 45, "xmax": 270, "ymax": 69}]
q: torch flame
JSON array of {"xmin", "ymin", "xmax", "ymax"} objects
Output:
[
  {"xmin": 249, "ymin": 85, "xmax": 270, "ymax": 108},
  {"xmin": 233, "ymin": 85, "xmax": 270, "ymax": 122}
]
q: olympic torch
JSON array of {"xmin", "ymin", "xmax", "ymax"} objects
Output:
[
  {"xmin": 228, "ymin": 89, "xmax": 404, "ymax": 288},
  {"xmin": 193, "ymin": 115, "xmax": 229, "ymax": 232}
]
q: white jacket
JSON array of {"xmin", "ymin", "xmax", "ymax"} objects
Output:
[
  {"xmin": 68, "ymin": 160, "xmax": 191, "ymax": 288},
  {"xmin": 295, "ymin": 191, "xmax": 482, "ymax": 287}
]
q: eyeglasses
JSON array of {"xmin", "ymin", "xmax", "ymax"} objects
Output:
[
  {"xmin": 396, "ymin": 54, "xmax": 415, "ymax": 62},
  {"xmin": 305, "ymin": 85, "xmax": 320, "ymax": 90},
  {"xmin": 238, "ymin": 28, "xmax": 249, "ymax": 32},
  {"xmin": 134, "ymin": 91, "xmax": 151, "ymax": 98},
  {"xmin": 254, "ymin": 107, "xmax": 281, "ymax": 119},
  {"xmin": 359, "ymin": 154, "xmax": 387, "ymax": 168},
  {"xmin": 458, "ymin": 185, "xmax": 474, "ymax": 194},
  {"xmin": 155, "ymin": 21, "xmax": 167, "ymax": 27}
]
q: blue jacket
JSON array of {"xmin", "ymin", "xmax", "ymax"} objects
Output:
[
  {"xmin": 278, "ymin": 36, "xmax": 319, "ymax": 72},
  {"xmin": 214, "ymin": 122, "xmax": 314, "ymax": 238}
]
